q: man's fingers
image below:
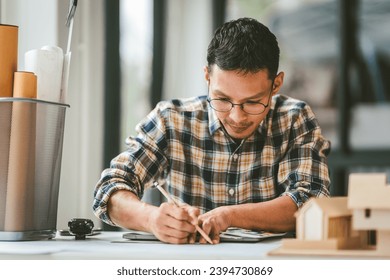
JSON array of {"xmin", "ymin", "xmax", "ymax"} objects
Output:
[
  {"xmin": 160, "ymin": 203, "xmax": 197, "ymax": 233},
  {"xmin": 150, "ymin": 202, "xmax": 199, "ymax": 244}
]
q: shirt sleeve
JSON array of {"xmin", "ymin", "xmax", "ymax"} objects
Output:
[
  {"xmin": 92, "ymin": 106, "xmax": 170, "ymax": 226},
  {"xmin": 277, "ymin": 102, "xmax": 331, "ymax": 208}
]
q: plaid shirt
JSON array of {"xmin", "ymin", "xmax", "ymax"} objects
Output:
[{"xmin": 93, "ymin": 94, "xmax": 330, "ymax": 225}]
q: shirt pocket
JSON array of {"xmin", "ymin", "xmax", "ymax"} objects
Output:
[{"xmin": 240, "ymin": 166, "xmax": 276, "ymax": 202}]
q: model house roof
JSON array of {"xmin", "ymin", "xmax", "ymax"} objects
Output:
[
  {"xmin": 348, "ymin": 173, "xmax": 390, "ymax": 209},
  {"xmin": 297, "ymin": 196, "xmax": 351, "ymax": 218}
]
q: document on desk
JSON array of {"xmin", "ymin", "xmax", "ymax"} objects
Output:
[
  {"xmin": 219, "ymin": 227, "xmax": 287, "ymax": 242},
  {"xmin": 121, "ymin": 228, "xmax": 287, "ymax": 243}
]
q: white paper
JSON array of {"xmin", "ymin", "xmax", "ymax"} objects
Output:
[
  {"xmin": 24, "ymin": 46, "xmax": 64, "ymax": 103},
  {"xmin": 24, "ymin": 46, "xmax": 64, "ymax": 229}
]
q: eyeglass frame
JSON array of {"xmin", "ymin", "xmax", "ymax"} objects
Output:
[{"xmin": 207, "ymin": 81, "xmax": 274, "ymax": 115}]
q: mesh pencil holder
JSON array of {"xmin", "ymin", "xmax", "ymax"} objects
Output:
[{"xmin": 0, "ymin": 97, "xmax": 69, "ymax": 241}]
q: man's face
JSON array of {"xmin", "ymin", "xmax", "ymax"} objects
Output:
[{"xmin": 205, "ymin": 65, "xmax": 283, "ymax": 140}]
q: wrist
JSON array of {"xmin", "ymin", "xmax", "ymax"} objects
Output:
[{"xmin": 219, "ymin": 205, "xmax": 234, "ymax": 229}]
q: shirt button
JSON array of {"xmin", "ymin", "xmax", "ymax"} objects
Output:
[
  {"xmin": 232, "ymin": 154, "xmax": 239, "ymax": 161},
  {"xmin": 228, "ymin": 188, "xmax": 235, "ymax": 196}
]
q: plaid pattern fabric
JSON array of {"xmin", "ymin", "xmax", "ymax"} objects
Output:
[{"xmin": 93, "ymin": 94, "xmax": 331, "ymax": 225}]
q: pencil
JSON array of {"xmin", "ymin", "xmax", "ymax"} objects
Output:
[{"xmin": 153, "ymin": 181, "xmax": 213, "ymax": 244}]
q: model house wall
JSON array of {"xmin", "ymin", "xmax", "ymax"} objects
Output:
[
  {"xmin": 348, "ymin": 173, "xmax": 390, "ymax": 230},
  {"xmin": 296, "ymin": 197, "xmax": 351, "ymax": 240}
]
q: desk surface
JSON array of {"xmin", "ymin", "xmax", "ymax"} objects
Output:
[{"xmin": 0, "ymin": 231, "xmax": 284, "ymax": 260}]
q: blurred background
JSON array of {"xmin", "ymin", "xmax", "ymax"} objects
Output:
[{"xmin": 1, "ymin": 0, "xmax": 390, "ymax": 230}]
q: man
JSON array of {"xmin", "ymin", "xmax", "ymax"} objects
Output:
[{"xmin": 93, "ymin": 17, "xmax": 330, "ymax": 244}]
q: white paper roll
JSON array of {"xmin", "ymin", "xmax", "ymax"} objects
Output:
[
  {"xmin": 24, "ymin": 46, "xmax": 63, "ymax": 103},
  {"xmin": 25, "ymin": 46, "xmax": 63, "ymax": 229}
]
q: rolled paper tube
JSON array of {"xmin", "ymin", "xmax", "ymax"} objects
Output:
[
  {"xmin": 12, "ymin": 72, "xmax": 37, "ymax": 98},
  {"xmin": 24, "ymin": 46, "xmax": 63, "ymax": 103},
  {"xmin": 25, "ymin": 46, "xmax": 64, "ymax": 229},
  {"xmin": 0, "ymin": 24, "xmax": 18, "ymax": 230},
  {"xmin": 0, "ymin": 24, "xmax": 18, "ymax": 97},
  {"xmin": 0, "ymin": 102, "xmax": 12, "ymax": 231},
  {"xmin": 4, "ymin": 72, "xmax": 37, "ymax": 231}
]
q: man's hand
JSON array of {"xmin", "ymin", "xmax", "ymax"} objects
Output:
[
  {"xmin": 107, "ymin": 190, "xmax": 201, "ymax": 244},
  {"xmin": 198, "ymin": 206, "xmax": 231, "ymax": 244},
  {"xmin": 197, "ymin": 197, "xmax": 298, "ymax": 244},
  {"xmin": 149, "ymin": 202, "xmax": 200, "ymax": 244}
]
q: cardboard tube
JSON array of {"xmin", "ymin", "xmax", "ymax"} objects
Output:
[
  {"xmin": 12, "ymin": 72, "xmax": 37, "ymax": 98},
  {"xmin": 0, "ymin": 24, "xmax": 18, "ymax": 97},
  {"xmin": 0, "ymin": 102, "xmax": 12, "ymax": 231},
  {"xmin": 0, "ymin": 24, "xmax": 18, "ymax": 231},
  {"xmin": 4, "ymin": 72, "xmax": 37, "ymax": 231}
]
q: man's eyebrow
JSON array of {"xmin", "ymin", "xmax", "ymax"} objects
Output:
[
  {"xmin": 212, "ymin": 89, "xmax": 268, "ymax": 101},
  {"xmin": 212, "ymin": 89, "xmax": 229, "ymax": 98}
]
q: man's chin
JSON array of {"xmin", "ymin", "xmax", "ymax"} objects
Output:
[
  {"xmin": 225, "ymin": 128, "xmax": 253, "ymax": 141},
  {"xmin": 221, "ymin": 122, "xmax": 256, "ymax": 140}
]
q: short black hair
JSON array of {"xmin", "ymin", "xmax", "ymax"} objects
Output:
[{"xmin": 207, "ymin": 17, "xmax": 280, "ymax": 79}]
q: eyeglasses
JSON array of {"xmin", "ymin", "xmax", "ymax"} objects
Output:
[{"xmin": 207, "ymin": 88, "xmax": 273, "ymax": 115}]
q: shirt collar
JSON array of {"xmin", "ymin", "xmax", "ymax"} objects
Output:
[{"xmin": 208, "ymin": 104, "xmax": 222, "ymax": 136}]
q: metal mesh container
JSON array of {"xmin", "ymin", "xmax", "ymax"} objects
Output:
[{"xmin": 0, "ymin": 97, "xmax": 69, "ymax": 240}]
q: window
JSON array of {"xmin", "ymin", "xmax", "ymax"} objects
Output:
[{"xmin": 120, "ymin": 0, "xmax": 153, "ymax": 146}]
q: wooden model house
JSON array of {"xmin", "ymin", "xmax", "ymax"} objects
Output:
[
  {"xmin": 271, "ymin": 172, "xmax": 390, "ymax": 256},
  {"xmin": 282, "ymin": 197, "xmax": 367, "ymax": 250},
  {"xmin": 348, "ymin": 173, "xmax": 390, "ymax": 254}
]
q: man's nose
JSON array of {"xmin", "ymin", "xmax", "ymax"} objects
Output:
[{"xmin": 228, "ymin": 104, "xmax": 247, "ymax": 122}]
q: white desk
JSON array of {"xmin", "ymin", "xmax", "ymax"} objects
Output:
[
  {"xmin": 0, "ymin": 231, "xmax": 284, "ymax": 260},
  {"xmin": 2, "ymin": 232, "xmax": 387, "ymax": 280}
]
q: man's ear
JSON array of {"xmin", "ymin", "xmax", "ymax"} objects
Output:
[
  {"xmin": 203, "ymin": 65, "xmax": 210, "ymax": 84},
  {"xmin": 272, "ymin": 72, "xmax": 284, "ymax": 93}
]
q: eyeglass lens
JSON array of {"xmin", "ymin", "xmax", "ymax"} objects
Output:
[{"xmin": 208, "ymin": 99, "xmax": 267, "ymax": 115}]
